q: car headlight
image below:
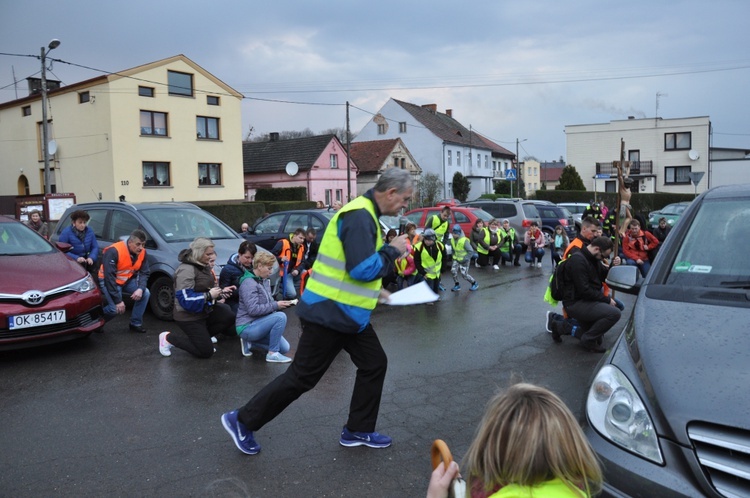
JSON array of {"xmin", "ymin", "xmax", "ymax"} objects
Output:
[
  {"xmin": 587, "ymin": 364, "xmax": 663, "ymax": 464},
  {"xmin": 69, "ymin": 274, "xmax": 98, "ymax": 293}
]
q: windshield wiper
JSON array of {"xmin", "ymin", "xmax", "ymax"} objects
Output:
[{"xmin": 719, "ymin": 281, "xmax": 750, "ymax": 289}]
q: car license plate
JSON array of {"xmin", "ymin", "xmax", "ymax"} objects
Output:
[{"xmin": 9, "ymin": 310, "xmax": 67, "ymax": 330}]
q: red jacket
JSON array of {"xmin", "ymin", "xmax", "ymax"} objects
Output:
[{"xmin": 623, "ymin": 229, "xmax": 659, "ymax": 261}]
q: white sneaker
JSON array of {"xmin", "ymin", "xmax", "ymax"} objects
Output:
[
  {"xmin": 493, "ymin": 264, "xmax": 500, "ymax": 270},
  {"xmin": 211, "ymin": 336, "xmax": 218, "ymax": 344},
  {"xmin": 158, "ymin": 331, "xmax": 172, "ymax": 357},
  {"xmin": 240, "ymin": 338, "xmax": 253, "ymax": 357},
  {"xmin": 474, "ymin": 262, "xmax": 480, "ymax": 268},
  {"xmin": 536, "ymin": 262, "xmax": 542, "ymax": 268},
  {"xmin": 266, "ymin": 351, "xmax": 292, "ymax": 363}
]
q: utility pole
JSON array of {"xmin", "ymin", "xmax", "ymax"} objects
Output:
[
  {"xmin": 345, "ymin": 101, "xmax": 351, "ymax": 202},
  {"xmin": 41, "ymin": 39, "xmax": 61, "ymax": 194}
]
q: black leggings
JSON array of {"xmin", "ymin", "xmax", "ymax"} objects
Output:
[{"xmin": 171, "ymin": 302, "xmax": 235, "ymax": 358}]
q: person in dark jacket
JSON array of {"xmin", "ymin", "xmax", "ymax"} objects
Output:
[
  {"xmin": 219, "ymin": 241, "xmax": 257, "ymax": 313},
  {"xmin": 158, "ymin": 237, "xmax": 236, "ymax": 359},
  {"xmin": 58, "ymin": 209, "xmax": 99, "ymax": 278},
  {"xmin": 98, "ymin": 229, "xmax": 151, "ymax": 333},
  {"xmin": 559, "ymin": 236, "xmax": 621, "ymax": 353},
  {"xmin": 301, "ymin": 227, "xmax": 319, "ymax": 269},
  {"xmin": 221, "ymin": 167, "xmax": 412, "ymax": 456}
]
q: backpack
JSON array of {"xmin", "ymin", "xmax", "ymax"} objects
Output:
[{"xmin": 547, "ymin": 257, "xmax": 570, "ymax": 302}]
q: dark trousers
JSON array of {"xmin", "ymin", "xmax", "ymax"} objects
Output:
[
  {"xmin": 565, "ymin": 300, "xmax": 621, "ymax": 344},
  {"xmin": 238, "ymin": 319, "xmax": 387, "ymax": 433},
  {"xmin": 172, "ymin": 302, "xmax": 235, "ymax": 358},
  {"xmin": 477, "ymin": 249, "xmax": 501, "ymax": 266}
]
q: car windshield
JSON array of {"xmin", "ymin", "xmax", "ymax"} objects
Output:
[
  {"xmin": 663, "ymin": 203, "xmax": 688, "ymax": 215},
  {"xmin": 380, "ymin": 216, "xmax": 401, "ymax": 228},
  {"xmin": 666, "ymin": 199, "xmax": 750, "ymax": 286},
  {"xmin": 471, "ymin": 209, "xmax": 494, "ymax": 222},
  {"xmin": 0, "ymin": 223, "xmax": 57, "ymax": 256},
  {"xmin": 140, "ymin": 207, "xmax": 237, "ymax": 243}
]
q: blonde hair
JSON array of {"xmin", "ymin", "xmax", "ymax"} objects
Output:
[
  {"xmin": 463, "ymin": 384, "xmax": 602, "ymax": 497},
  {"xmin": 187, "ymin": 237, "xmax": 215, "ymax": 265},
  {"xmin": 253, "ymin": 251, "xmax": 276, "ymax": 269}
]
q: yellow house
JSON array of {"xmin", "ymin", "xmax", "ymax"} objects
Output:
[{"xmin": 0, "ymin": 54, "xmax": 244, "ymax": 205}]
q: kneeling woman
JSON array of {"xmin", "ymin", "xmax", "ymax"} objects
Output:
[
  {"xmin": 159, "ymin": 237, "xmax": 235, "ymax": 358},
  {"xmin": 236, "ymin": 251, "xmax": 296, "ymax": 363}
]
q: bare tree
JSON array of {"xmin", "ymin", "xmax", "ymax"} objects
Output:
[{"xmin": 420, "ymin": 173, "xmax": 444, "ymax": 207}]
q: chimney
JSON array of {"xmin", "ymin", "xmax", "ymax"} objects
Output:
[
  {"xmin": 446, "ymin": 109, "xmax": 453, "ymax": 117},
  {"xmin": 27, "ymin": 77, "xmax": 61, "ymax": 96},
  {"xmin": 269, "ymin": 132, "xmax": 279, "ymax": 142},
  {"xmin": 628, "ymin": 116, "xmax": 635, "ymax": 120},
  {"xmin": 421, "ymin": 103, "xmax": 437, "ymax": 113}
]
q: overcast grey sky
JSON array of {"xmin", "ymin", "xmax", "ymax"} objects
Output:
[{"xmin": 2, "ymin": 0, "xmax": 749, "ymax": 162}]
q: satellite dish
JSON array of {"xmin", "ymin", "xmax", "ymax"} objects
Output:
[
  {"xmin": 688, "ymin": 149, "xmax": 700, "ymax": 161},
  {"xmin": 48, "ymin": 140, "xmax": 57, "ymax": 155},
  {"xmin": 285, "ymin": 161, "xmax": 299, "ymax": 176}
]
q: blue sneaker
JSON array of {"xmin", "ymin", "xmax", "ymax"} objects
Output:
[
  {"xmin": 451, "ymin": 283, "xmax": 461, "ymax": 292},
  {"xmin": 221, "ymin": 410, "xmax": 260, "ymax": 455},
  {"xmin": 470, "ymin": 281, "xmax": 479, "ymax": 291},
  {"xmin": 240, "ymin": 338, "xmax": 252, "ymax": 357},
  {"xmin": 438, "ymin": 283, "xmax": 446, "ymax": 292},
  {"xmin": 339, "ymin": 426, "xmax": 392, "ymax": 448}
]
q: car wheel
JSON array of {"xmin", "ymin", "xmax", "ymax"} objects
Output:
[
  {"xmin": 149, "ymin": 276, "xmax": 174, "ymax": 321},
  {"xmin": 543, "ymin": 229, "xmax": 554, "ymax": 247}
]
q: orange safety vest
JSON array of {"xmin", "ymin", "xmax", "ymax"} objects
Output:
[
  {"xmin": 299, "ymin": 268, "xmax": 312, "ymax": 295},
  {"xmin": 98, "ymin": 241, "xmax": 146, "ymax": 285},
  {"xmin": 279, "ymin": 237, "xmax": 305, "ymax": 276}
]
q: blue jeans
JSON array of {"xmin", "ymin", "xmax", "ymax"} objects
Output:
[
  {"xmin": 279, "ymin": 273, "xmax": 300, "ymax": 299},
  {"xmin": 100, "ymin": 278, "xmax": 150, "ymax": 326},
  {"xmin": 626, "ymin": 259, "xmax": 651, "ymax": 277},
  {"xmin": 238, "ymin": 312, "xmax": 290, "ymax": 354}
]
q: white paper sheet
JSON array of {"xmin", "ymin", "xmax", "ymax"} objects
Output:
[{"xmin": 384, "ymin": 280, "xmax": 439, "ymax": 306}]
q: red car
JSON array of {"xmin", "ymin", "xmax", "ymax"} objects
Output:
[
  {"xmin": 403, "ymin": 206, "xmax": 494, "ymax": 237},
  {"xmin": 0, "ymin": 216, "xmax": 105, "ymax": 350}
]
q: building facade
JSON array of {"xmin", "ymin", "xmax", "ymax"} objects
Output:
[
  {"xmin": 349, "ymin": 138, "xmax": 421, "ymax": 197},
  {"xmin": 0, "ymin": 55, "xmax": 245, "ymax": 207},
  {"xmin": 354, "ymin": 99, "xmax": 515, "ymax": 201},
  {"xmin": 565, "ymin": 116, "xmax": 712, "ymax": 195}
]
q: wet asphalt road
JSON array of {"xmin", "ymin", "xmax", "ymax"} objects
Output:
[{"xmin": 0, "ymin": 263, "xmax": 634, "ymax": 497}]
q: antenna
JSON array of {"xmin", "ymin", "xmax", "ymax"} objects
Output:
[
  {"xmin": 12, "ymin": 65, "xmax": 18, "ymax": 100},
  {"xmin": 655, "ymin": 92, "xmax": 668, "ymax": 118}
]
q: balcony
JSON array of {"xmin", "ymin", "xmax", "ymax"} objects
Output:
[{"xmin": 595, "ymin": 161, "xmax": 653, "ymax": 176}]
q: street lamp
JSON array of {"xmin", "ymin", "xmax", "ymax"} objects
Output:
[
  {"xmin": 516, "ymin": 138, "xmax": 527, "ymax": 198},
  {"xmin": 41, "ymin": 38, "xmax": 61, "ymax": 194}
]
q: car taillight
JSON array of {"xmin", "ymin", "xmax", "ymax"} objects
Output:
[{"xmin": 559, "ymin": 219, "xmax": 568, "ymax": 226}]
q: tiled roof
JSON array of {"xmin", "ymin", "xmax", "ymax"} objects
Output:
[
  {"xmin": 349, "ymin": 139, "xmax": 400, "ymax": 173},
  {"xmin": 473, "ymin": 133, "xmax": 515, "ymax": 157},
  {"xmin": 242, "ymin": 134, "xmax": 338, "ymax": 173},
  {"xmin": 393, "ymin": 100, "xmax": 512, "ymax": 156},
  {"xmin": 540, "ymin": 167, "xmax": 565, "ymax": 182}
]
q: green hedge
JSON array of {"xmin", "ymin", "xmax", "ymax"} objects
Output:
[
  {"xmin": 256, "ymin": 187, "xmax": 308, "ymax": 201},
  {"xmin": 197, "ymin": 201, "xmax": 318, "ymax": 232}
]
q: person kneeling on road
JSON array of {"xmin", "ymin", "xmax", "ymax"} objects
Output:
[
  {"xmin": 558, "ymin": 236, "xmax": 621, "ymax": 353},
  {"xmin": 98, "ymin": 229, "xmax": 150, "ymax": 333}
]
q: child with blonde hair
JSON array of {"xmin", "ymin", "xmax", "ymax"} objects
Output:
[{"xmin": 428, "ymin": 383, "xmax": 602, "ymax": 498}]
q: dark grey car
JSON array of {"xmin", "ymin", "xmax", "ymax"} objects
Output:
[
  {"xmin": 51, "ymin": 202, "xmax": 272, "ymax": 321},
  {"xmin": 583, "ymin": 184, "xmax": 750, "ymax": 497}
]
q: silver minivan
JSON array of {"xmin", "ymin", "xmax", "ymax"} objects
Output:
[{"xmin": 462, "ymin": 199, "xmax": 542, "ymax": 234}]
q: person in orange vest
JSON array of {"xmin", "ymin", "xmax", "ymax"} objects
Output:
[
  {"xmin": 98, "ymin": 229, "xmax": 151, "ymax": 333},
  {"xmin": 272, "ymin": 228, "xmax": 306, "ymax": 299}
]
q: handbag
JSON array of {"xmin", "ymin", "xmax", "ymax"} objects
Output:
[{"xmin": 431, "ymin": 439, "xmax": 467, "ymax": 498}]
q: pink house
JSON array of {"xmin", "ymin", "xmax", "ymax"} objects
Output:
[{"xmin": 242, "ymin": 133, "xmax": 358, "ymax": 206}]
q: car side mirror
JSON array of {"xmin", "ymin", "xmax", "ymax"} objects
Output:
[{"xmin": 606, "ymin": 265, "xmax": 641, "ymax": 295}]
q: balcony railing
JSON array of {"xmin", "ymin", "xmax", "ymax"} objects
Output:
[{"xmin": 595, "ymin": 160, "xmax": 653, "ymax": 176}]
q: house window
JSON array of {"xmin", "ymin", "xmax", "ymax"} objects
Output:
[
  {"xmin": 476, "ymin": 154, "xmax": 480, "ymax": 167},
  {"xmin": 196, "ymin": 116, "xmax": 219, "ymax": 139},
  {"xmin": 138, "ymin": 86, "xmax": 155, "ymax": 97},
  {"xmin": 330, "ymin": 154, "xmax": 338, "ymax": 169},
  {"xmin": 78, "ymin": 91, "xmax": 90, "ymax": 104},
  {"xmin": 401, "ymin": 158, "xmax": 405, "ymax": 169},
  {"xmin": 399, "ymin": 122, "xmax": 407, "ymax": 133},
  {"xmin": 22, "ymin": 106, "xmax": 31, "ymax": 116},
  {"xmin": 377, "ymin": 123, "xmax": 386, "ymax": 135},
  {"xmin": 140, "ymin": 110, "xmax": 168, "ymax": 136},
  {"xmin": 168, "ymin": 70, "xmax": 193, "ymax": 97},
  {"xmin": 198, "ymin": 163, "xmax": 222, "ymax": 185},
  {"xmin": 665, "ymin": 166, "xmax": 691, "ymax": 185},
  {"xmin": 485, "ymin": 155, "xmax": 489, "ymax": 168},
  {"xmin": 447, "ymin": 150, "xmax": 452, "ymax": 166},
  {"xmin": 207, "ymin": 95, "xmax": 220, "ymax": 106},
  {"xmin": 393, "ymin": 157, "xmax": 399, "ymax": 169},
  {"xmin": 336, "ymin": 190, "xmax": 343, "ymax": 202},
  {"xmin": 325, "ymin": 189, "xmax": 333, "ymax": 206},
  {"xmin": 143, "ymin": 162, "xmax": 171, "ymax": 186},
  {"xmin": 457, "ymin": 151, "xmax": 461, "ymax": 166},
  {"xmin": 665, "ymin": 132, "xmax": 691, "ymax": 151}
]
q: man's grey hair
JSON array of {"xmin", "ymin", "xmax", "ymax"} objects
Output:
[
  {"xmin": 128, "ymin": 229, "xmax": 147, "ymax": 243},
  {"xmin": 374, "ymin": 167, "xmax": 412, "ymax": 193}
]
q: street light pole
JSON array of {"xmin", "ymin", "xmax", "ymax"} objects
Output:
[
  {"xmin": 516, "ymin": 138, "xmax": 526, "ymax": 198},
  {"xmin": 41, "ymin": 39, "xmax": 60, "ymax": 195}
]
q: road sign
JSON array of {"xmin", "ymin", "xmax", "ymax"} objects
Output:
[
  {"xmin": 688, "ymin": 171, "xmax": 705, "ymax": 186},
  {"xmin": 505, "ymin": 169, "xmax": 517, "ymax": 181},
  {"xmin": 595, "ymin": 174, "xmax": 610, "ymax": 179}
]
